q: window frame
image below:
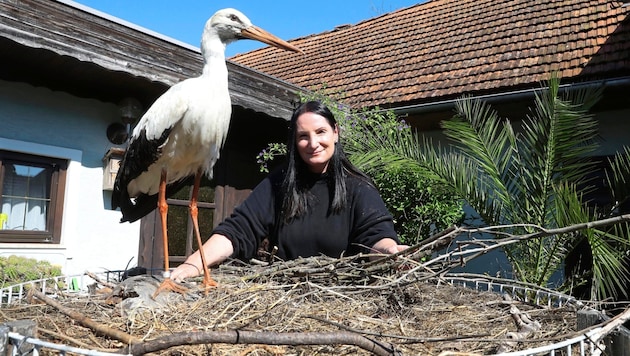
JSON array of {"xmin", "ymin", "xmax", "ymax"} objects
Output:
[{"xmin": 0, "ymin": 150, "xmax": 67, "ymax": 244}]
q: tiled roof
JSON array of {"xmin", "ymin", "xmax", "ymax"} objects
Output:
[{"xmin": 231, "ymin": 0, "xmax": 630, "ymax": 109}]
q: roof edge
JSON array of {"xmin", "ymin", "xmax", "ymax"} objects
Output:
[
  {"xmin": 54, "ymin": 0, "xmax": 201, "ymax": 53},
  {"xmin": 387, "ymin": 76, "xmax": 630, "ymax": 115}
]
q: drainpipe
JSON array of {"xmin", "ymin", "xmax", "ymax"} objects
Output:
[{"xmin": 383, "ymin": 76, "xmax": 630, "ymax": 116}]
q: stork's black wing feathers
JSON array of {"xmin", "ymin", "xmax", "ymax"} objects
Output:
[
  {"xmin": 112, "ymin": 127, "xmax": 172, "ymax": 223},
  {"xmin": 115, "ymin": 176, "xmax": 194, "ymax": 223}
]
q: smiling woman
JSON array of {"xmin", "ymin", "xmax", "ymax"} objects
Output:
[{"xmin": 295, "ymin": 111, "xmax": 339, "ymax": 174}]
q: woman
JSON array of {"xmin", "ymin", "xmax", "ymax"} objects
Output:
[{"xmin": 171, "ymin": 101, "xmax": 405, "ymax": 281}]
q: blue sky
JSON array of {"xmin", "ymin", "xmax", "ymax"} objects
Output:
[{"xmin": 72, "ymin": 0, "xmax": 426, "ymax": 57}]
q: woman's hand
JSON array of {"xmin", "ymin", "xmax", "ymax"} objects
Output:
[
  {"xmin": 171, "ymin": 262, "xmax": 201, "ymax": 282},
  {"xmin": 371, "ymin": 238, "xmax": 408, "ymax": 255},
  {"xmin": 169, "ymin": 233, "xmax": 234, "ymax": 282}
]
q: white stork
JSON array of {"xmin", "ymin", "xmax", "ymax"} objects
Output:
[{"xmin": 112, "ymin": 8, "xmax": 301, "ymax": 297}]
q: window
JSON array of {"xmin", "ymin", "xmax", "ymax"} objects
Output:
[
  {"xmin": 166, "ymin": 177, "xmax": 216, "ymax": 265},
  {"xmin": 0, "ymin": 150, "xmax": 67, "ymax": 243}
]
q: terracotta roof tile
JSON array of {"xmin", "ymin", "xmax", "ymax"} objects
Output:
[{"xmin": 231, "ymin": 0, "xmax": 630, "ymax": 108}]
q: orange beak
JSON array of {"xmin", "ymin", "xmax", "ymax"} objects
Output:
[{"xmin": 240, "ymin": 25, "xmax": 303, "ymax": 53}]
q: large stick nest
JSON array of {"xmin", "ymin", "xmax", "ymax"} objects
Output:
[
  {"xmin": 3, "ymin": 253, "xmax": 583, "ymax": 355},
  {"xmin": 7, "ymin": 219, "xmax": 630, "ymax": 355}
]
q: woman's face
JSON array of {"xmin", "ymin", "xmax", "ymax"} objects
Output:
[{"xmin": 295, "ymin": 112, "xmax": 339, "ymax": 173}]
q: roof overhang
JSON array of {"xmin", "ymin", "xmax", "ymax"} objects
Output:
[{"xmin": 0, "ymin": 0, "xmax": 303, "ymax": 120}]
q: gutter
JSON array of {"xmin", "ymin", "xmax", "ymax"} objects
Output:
[{"xmin": 385, "ymin": 76, "xmax": 630, "ymax": 116}]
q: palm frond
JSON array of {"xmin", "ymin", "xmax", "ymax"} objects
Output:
[
  {"xmin": 552, "ymin": 182, "xmax": 629, "ymax": 300},
  {"xmin": 587, "ymin": 228, "xmax": 630, "ymax": 300},
  {"xmin": 515, "ymin": 75, "xmax": 600, "ymax": 226},
  {"xmin": 445, "ymin": 97, "xmax": 517, "ymax": 195},
  {"xmin": 437, "ymin": 97, "xmax": 518, "ymax": 221},
  {"xmin": 606, "ymin": 146, "xmax": 630, "ymax": 213},
  {"xmin": 418, "ymin": 137, "xmax": 502, "ymax": 224}
]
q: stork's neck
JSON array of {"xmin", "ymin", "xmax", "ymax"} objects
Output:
[{"xmin": 200, "ymin": 31, "xmax": 229, "ymax": 76}]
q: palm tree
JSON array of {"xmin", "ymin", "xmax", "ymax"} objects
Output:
[{"xmin": 403, "ymin": 76, "xmax": 630, "ymax": 300}]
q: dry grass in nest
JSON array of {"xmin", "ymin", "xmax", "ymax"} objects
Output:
[{"xmin": 1, "ymin": 254, "xmax": 583, "ymax": 355}]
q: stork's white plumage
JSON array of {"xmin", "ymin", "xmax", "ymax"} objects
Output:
[{"xmin": 112, "ymin": 8, "xmax": 301, "ymax": 297}]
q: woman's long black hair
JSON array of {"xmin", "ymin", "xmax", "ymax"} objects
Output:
[{"xmin": 280, "ymin": 101, "xmax": 373, "ymax": 223}]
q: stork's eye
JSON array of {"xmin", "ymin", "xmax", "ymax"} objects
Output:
[{"xmin": 228, "ymin": 14, "xmax": 240, "ymax": 22}]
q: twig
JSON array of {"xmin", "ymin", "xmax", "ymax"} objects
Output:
[
  {"xmin": 38, "ymin": 327, "xmax": 112, "ymax": 352},
  {"xmin": 364, "ymin": 225, "xmax": 459, "ymax": 268},
  {"xmin": 86, "ymin": 271, "xmax": 117, "ymax": 289}
]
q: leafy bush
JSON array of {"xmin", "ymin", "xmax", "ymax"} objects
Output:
[
  {"xmin": 374, "ymin": 165, "xmax": 463, "ymax": 245},
  {"xmin": 0, "ymin": 255, "xmax": 62, "ymax": 288},
  {"xmin": 256, "ymin": 142, "xmax": 287, "ymax": 174}
]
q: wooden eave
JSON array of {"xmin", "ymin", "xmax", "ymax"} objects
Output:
[{"xmin": 0, "ymin": 0, "xmax": 302, "ymax": 120}]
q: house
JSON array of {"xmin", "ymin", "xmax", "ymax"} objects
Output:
[
  {"xmin": 0, "ymin": 0, "xmax": 302, "ymax": 275},
  {"xmin": 2, "ymin": 0, "xmax": 628, "ymax": 278},
  {"xmin": 232, "ymin": 0, "xmax": 630, "ymax": 139},
  {"xmin": 230, "ymin": 0, "xmax": 630, "ymax": 275}
]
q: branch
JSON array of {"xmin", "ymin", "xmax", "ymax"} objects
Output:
[
  {"xmin": 27, "ymin": 288, "xmax": 141, "ymax": 345},
  {"xmin": 365, "ymin": 225, "xmax": 459, "ymax": 267},
  {"xmin": 120, "ymin": 330, "xmax": 396, "ymax": 356},
  {"xmin": 467, "ymin": 213, "xmax": 630, "ymax": 242},
  {"xmin": 86, "ymin": 271, "xmax": 117, "ymax": 289},
  {"xmin": 586, "ymin": 305, "xmax": 630, "ymax": 343},
  {"xmin": 421, "ymin": 214, "xmax": 630, "ymax": 270},
  {"xmin": 307, "ymin": 315, "xmax": 490, "ymax": 343}
]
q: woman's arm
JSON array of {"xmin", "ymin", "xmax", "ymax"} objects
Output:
[{"xmin": 170, "ymin": 233, "xmax": 234, "ymax": 282}]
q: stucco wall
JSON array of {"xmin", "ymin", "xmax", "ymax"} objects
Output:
[{"xmin": 0, "ymin": 80, "xmax": 140, "ymax": 275}]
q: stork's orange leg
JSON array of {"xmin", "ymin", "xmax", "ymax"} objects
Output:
[
  {"xmin": 153, "ymin": 168, "xmax": 188, "ymax": 299},
  {"xmin": 190, "ymin": 169, "xmax": 218, "ymax": 294}
]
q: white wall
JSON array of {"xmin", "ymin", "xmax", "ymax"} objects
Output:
[{"xmin": 0, "ymin": 80, "xmax": 140, "ymax": 275}]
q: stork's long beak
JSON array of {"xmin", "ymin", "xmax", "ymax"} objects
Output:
[{"xmin": 241, "ymin": 26, "xmax": 303, "ymax": 53}]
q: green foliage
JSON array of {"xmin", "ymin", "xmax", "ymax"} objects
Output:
[
  {"xmin": 373, "ymin": 165, "xmax": 463, "ymax": 245},
  {"xmin": 418, "ymin": 74, "xmax": 630, "ymax": 300},
  {"xmin": 256, "ymin": 142, "xmax": 287, "ymax": 173},
  {"xmin": 0, "ymin": 255, "xmax": 62, "ymax": 288},
  {"xmin": 256, "ymin": 90, "xmax": 464, "ymax": 244}
]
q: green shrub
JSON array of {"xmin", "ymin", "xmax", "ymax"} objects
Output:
[
  {"xmin": 0, "ymin": 255, "xmax": 62, "ymax": 288},
  {"xmin": 373, "ymin": 165, "xmax": 463, "ymax": 245}
]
